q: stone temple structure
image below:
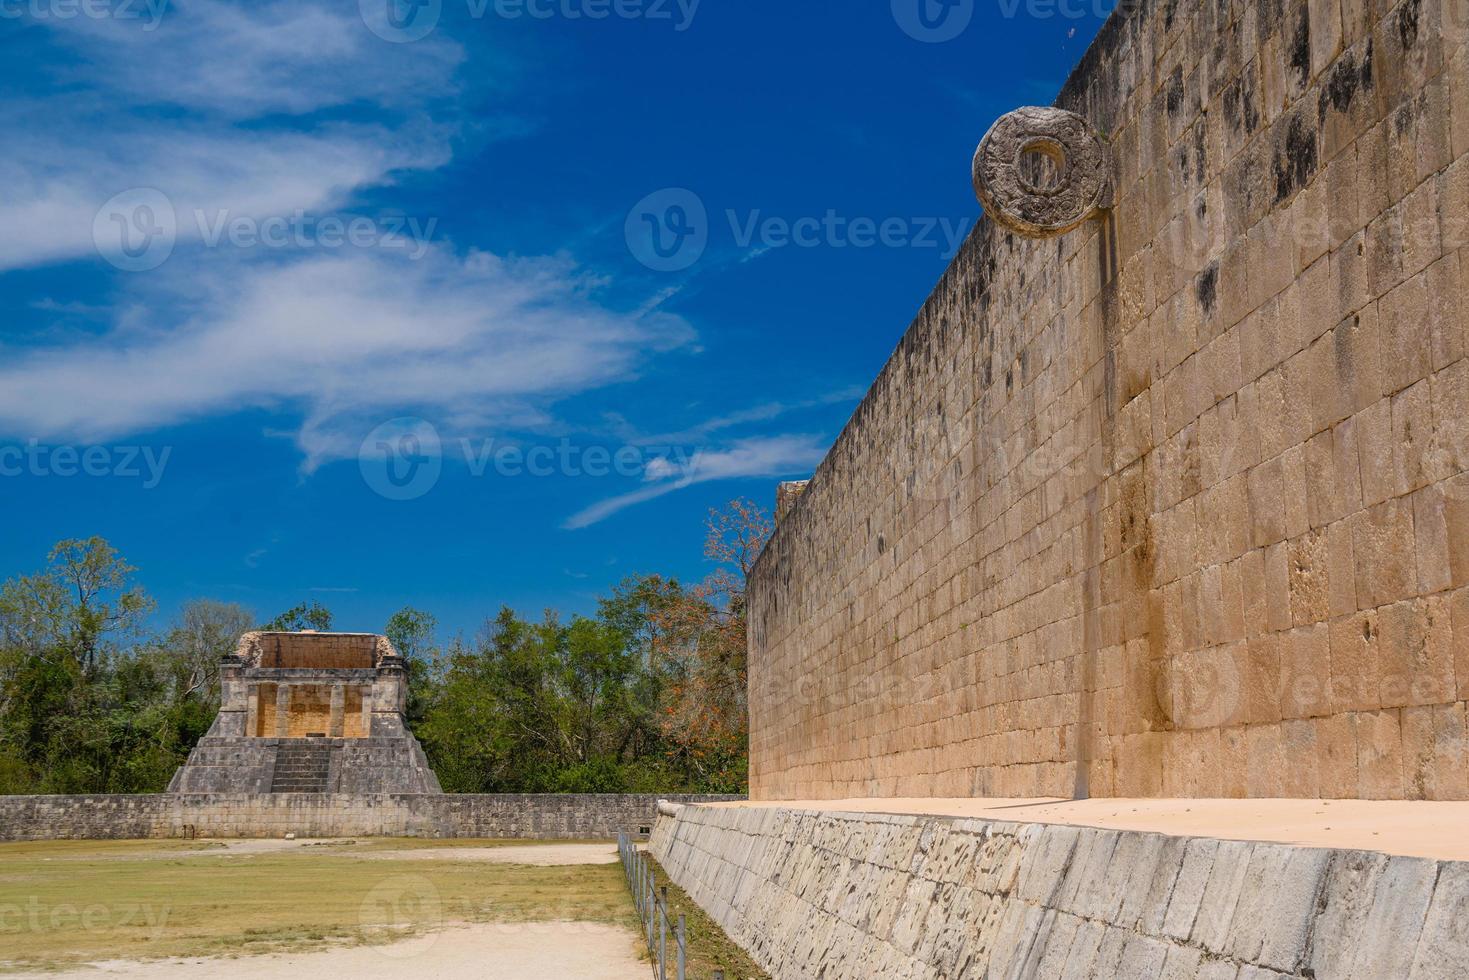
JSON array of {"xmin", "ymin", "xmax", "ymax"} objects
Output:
[{"xmin": 168, "ymin": 631, "xmax": 441, "ymax": 794}]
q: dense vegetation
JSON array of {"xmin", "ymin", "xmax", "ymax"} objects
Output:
[{"xmin": 0, "ymin": 501, "xmax": 768, "ymax": 795}]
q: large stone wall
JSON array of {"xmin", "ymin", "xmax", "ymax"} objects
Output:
[
  {"xmin": 748, "ymin": 0, "xmax": 1469, "ymax": 800},
  {"xmin": 0, "ymin": 793, "xmax": 742, "ymax": 841},
  {"xmin": 650, "ymin": 803, "xmax": 1469, "ymax": 979}
]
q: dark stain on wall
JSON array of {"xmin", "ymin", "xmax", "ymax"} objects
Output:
[
  {"xmin": 1318, "ymin": 41, "xmax": 1373, "ymax": 119},
  {"xmin": 1288, "ymin": 4, "xmax": 1311, "ymax": 91},
  {"xmin": 1273, "ymin": 110, "xmax": 1318, "ymax": 203},
  {"xmin": 1196, "ymin": 262, "xmax": 1219, "ymax": 315},
  {"xmin": 1397, "ymin": 0, "xmax": 1420, "ymax": 51}
]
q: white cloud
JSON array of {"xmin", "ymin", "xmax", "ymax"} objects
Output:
[
  {"xmin": 562, "ymin": 434, "xmax": 828, "ymax": 529},
  {"xmin": 0, "ymin": 119, "xmax": 449, "ymax": 272},
  {"xmin": 0, "ymin": 0, "xmax": 728, "ymax": 496},
  {"xmin": 0, "ymin": 248, "xmax": 695, "ymax": 469},
  {"xmin": 0, "ymin": 1, "xmax": 465, "ymax": 272},
  {"xmin": 29, "ymin": 0, "xmax": 464, "ymax": 118}
]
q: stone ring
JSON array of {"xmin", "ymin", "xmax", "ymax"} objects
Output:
[{"xmin": 972, "ymin": 106, "xmax": 1111, "ymax": 238}]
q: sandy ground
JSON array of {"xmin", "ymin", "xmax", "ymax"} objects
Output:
[
  {"xmin": 711, "ymin": 797, "xmax": 1469, "ymax": 860},
  {"xmin": 4, "ymin": 922, "xmax": 649, "ymax": 980}
]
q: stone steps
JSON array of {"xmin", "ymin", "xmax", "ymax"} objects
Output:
[{"xmin": 270, "ymin": 742, "xmax": 333, "ymax": 793}]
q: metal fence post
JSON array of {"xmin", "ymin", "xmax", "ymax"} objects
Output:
[
  {"xmin": 645, "ymin": 862, "xmax": 654, "ymax": 951},
  {"xmin": 658, "ymin": 886, "xmax": 668, "ymax": 980},
  {"xmin": 676, "ymin": 913, "xmax": 686, "ymax": 980}
]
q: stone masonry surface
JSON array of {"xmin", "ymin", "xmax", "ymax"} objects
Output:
[
  {"xmin": 748, "ymin": 0, "xmax": 1469, "ymax": 801},
  {"xmin": 0, "ymin": 793, "xmax": 742, "ymax": 841},
  {"xmin": 650, "ymin": 802, "xmax": 1469, "ymax": 979}
]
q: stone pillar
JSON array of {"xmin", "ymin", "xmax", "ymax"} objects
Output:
[
  {"xmin": 360, "ymin": 686, "xmax": 373, "ymax": 736},
  {"xmin": 329, "ymin": 684, "xmax": 345, "ymax": 738},
  {"xmin": 275, "ymin": 684, "xmax": 291, "ymax": 738},
  {"xmin": 245, "ymin": 684, "xmax": 259, "ymax": 738}
]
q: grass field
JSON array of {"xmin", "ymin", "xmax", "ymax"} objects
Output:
[{"xmin": 0, "ymin": 838, "xmax": 638, "ymax": 972}]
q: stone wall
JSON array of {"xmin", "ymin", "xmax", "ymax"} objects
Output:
[
  {"xmin": 0, "ymin": 793, "xmax": 742, "ymax": 841},
  {"xmin": 650, "ymin": 803, "xmax": 1469, "ymax": 979},
  {"xmin": 748, "ymin": 0, "xmax": 1469, "ymax": 800}
]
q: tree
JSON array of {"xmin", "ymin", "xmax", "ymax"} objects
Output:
[
  {"xmin": 0, "ymin": 537, "xmax": 154, "ymax": 672},
  {"xmin": 385, "ymin": 606, "xmax": 437, "ymax": 662},
  {"xmin": 260, "ymin": 601, "xmax": 333, "ymax": 632},
  {"xmin": 161, "ymin": 600, "xmax": 255, "ymax": 706},
  {"xmin": 386, "ymin": 605, "xmax": 439, "ymax": 725}
]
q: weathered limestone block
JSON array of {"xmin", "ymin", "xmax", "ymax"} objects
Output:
[{"xmin": 651, "ymin": 804, "xmax": 1469, "ymax": 980}]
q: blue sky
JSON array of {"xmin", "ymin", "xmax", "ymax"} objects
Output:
[{"xmin": 0, "ymin": 0, "xmax": 1105, "ymax": 639}]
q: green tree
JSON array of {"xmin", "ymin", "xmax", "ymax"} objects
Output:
[
  {"xmin": 0, "ymin": 537, "xmax": 154, "ymax": 672},
  {"xmin": 385, "ymin": 605, "xmax": 440, "ymax": 726},
  {"xmin": 259, "ymin": 601, "xmax": 333, "ymax": 632}
]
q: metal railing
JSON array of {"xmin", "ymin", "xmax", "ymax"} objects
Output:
[{"xmin": 618, "ymin": 830, "xmax": 687, "ymax": 980}]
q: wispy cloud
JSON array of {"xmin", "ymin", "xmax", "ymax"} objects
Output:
[
  {"xmin": 0, "ymin": 248, "xmax": 694, "ymax": 468},
  {"xmin": 26, "ymin": 0, "xmax": 464, "ymax": 118},
  {"xmin": 0, "ymin": 1, "xmax": 466, "ymax": 273},
  {"xmin": 601, "ymin": 387, "xmax": 864, "ymax": 446},
  {"xmin": 562, "ymin": 434, "xmax": 828, "ymax": 529},
  {"xmin": 0, "ymin": 1, "xmax": 702, "ymax": 472}
]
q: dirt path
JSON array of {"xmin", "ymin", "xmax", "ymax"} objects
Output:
[
  {"xmin": 714, "ymin": 797, "xmax": 1469, "ymax": 860},
  {"xmin": 7, "ymin": 922, "xmax": 650, "ymax": 979}
]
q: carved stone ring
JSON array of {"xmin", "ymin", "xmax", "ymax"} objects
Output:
[{"xmin": 972, "ymin": 107, "xmax": 1111, "ymax": 238}]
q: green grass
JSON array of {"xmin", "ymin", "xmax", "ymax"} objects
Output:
[
  {"xmin": 643, "ymin": 854, "xmax": 770, "ymax": 980},
  {"xmin": 0, "ymin": 839, "xmax": 639, "ymax": 972}
]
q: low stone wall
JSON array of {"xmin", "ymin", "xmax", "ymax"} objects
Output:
[
  {"xmin": 650, "ymin": 804, "xmax": 1469, "ymax": 979},
  {"xmin": 0, "ymin": 793, "xmax": 742, "ymax": 841}
]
